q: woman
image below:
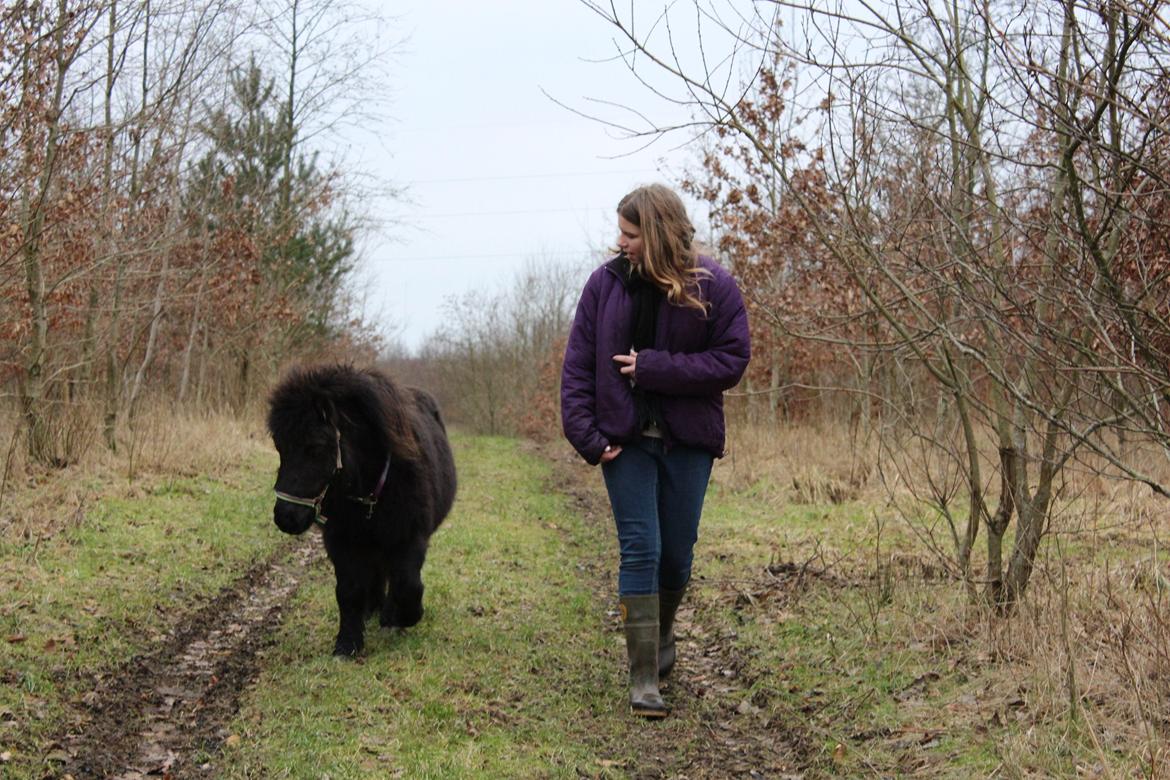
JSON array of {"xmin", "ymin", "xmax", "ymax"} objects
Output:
[{"xmin": 561, "ymin": 184, "xmax": 751, "ymax": 718}]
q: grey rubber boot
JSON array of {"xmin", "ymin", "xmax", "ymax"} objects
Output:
[
  {"xmin": 620, "ymin": 594, "xmax": 668, "ymax": 718},
  {"xmin": 658, "ymin": 585, "xmax": 687, "ymax": 678}
]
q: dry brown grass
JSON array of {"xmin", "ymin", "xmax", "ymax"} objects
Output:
[
  {"xmin": 0, "ymin": 399, "xmax": 271, "ymax": 543},
  {"xmin": 715, "ymin": 415, "xmax": 1170, "ymax": 775},
  {"xmin": 947, "ymin": 558, "xmax": 1170, "ymax": 775},
  {"xmin": 121, "ymin": 399, "xmax": 269, "ymax": 480},
  {"xmin": 717, "ymin": 417, "xmax": 877, "ymax": 503}
]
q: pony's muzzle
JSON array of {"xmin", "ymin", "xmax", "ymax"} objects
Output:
[{"xmin": 273, "ymin": 501, "xmax": 316, "ymax": 535}]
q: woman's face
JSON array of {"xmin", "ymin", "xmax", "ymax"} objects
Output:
[{"xmin": 617, "ymin": 215, "xmax": 644, "ymax": 263}]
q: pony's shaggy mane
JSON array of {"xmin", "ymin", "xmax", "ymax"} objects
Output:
[{"xmin": 267, "ymin": 364, "xmax": 420, "ymax": 461}]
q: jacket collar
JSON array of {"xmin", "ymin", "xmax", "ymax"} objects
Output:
[{"xmin": 605, "ymin": 253, "xmax": 637, "ymax": 289}]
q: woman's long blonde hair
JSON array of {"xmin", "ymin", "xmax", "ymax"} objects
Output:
[{"xmin": 617, "ymin": 184, "xmax": 710, "ymax": 314}]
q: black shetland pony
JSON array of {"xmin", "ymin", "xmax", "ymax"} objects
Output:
[{"xmin": 267, "ymin": 364, "xmax": 456, "ymax": 657}]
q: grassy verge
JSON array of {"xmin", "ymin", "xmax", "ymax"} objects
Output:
[
  {"xmin": 0, "ymin": 451, "xmax": 284, "ymax": 779},
  {"xmin": 695, "ymin": 460, "xmax": 1167, "ymax": 777}
]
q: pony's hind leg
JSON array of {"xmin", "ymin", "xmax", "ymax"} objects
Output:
[
  {"xmin": 364, "ymin": 561, "xmax": 388, "ymax": 619},
  {"xmin": 381, "ymin": 538, "xmax": 428, "ymax": 629}
]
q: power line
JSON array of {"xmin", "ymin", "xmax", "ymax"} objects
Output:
[
  {"xmin": 390, "ymin": 206, "xmax": 613, "ymax": 220},
  {"xmin": 373, "ymin": 250, "xmax": 597, "ymax": 263},
  {"xmin": 406, "ymin": 168, "xmax": 658, "ymax": 185}
]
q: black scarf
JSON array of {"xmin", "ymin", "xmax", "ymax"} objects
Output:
[{"xmin": 617, "ymin": 255, "xmax": 666, "ymax": 434}]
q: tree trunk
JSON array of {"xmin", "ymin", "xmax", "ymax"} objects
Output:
[
  {"xmin": 127, "ymin": 255, "xmax": 169, "ymax": 419},
  {"xmin": 280, "ymin": 0, "xmax": 299, "ymax": 221},
  {"xmin": 985, "ymin": 443, "xmax": 1016, "ymax": 607},
  {"xmin": 105, "ymin": 0, "xmax": 152, "ymax": 450},
  {"xmin": 178, "ymin": 266, "xmax": 207, "ymax": 404},
  {"xmin": 102, "ymin": 261, "xmax": 126, "ymax": 451},
  {"xmin": 1000, "ymin": 385, "xmax": 1071, "ymax": 607},
  {"xmin": 19, "ymin": 0, "xmax": 74, "ymax": 466},
  {"xmin": 236, "ymin": 349, "xmax": 252, "ymax": 414},
  {"xmin": 769, "ymin": 359, "xmax": 781, "ymax": 425},
  {"xmin": 98, "ymin": 0, "xmax": 120, "ymax": 447},
  {"xmin": 196, "ymin": 325, "xmax": 210, "ymax": 409},
  {"xmin": 951, "ymin": 380, "xmax": 983, "ymax": 599}
]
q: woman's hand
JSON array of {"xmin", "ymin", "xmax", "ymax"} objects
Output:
[
  {"xmin": 600, "ymin": 444, "xmax": 622, "ymax": 463},
  {"xmin": 613, "ymin": 350, "xmax": 637, "ymax": 378}
]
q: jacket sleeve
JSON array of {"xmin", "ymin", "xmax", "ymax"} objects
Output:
[
  {"xmin": 633, "ymin": 271, "xmax": 751, "ymax": 396},
  {"xmin": 560, "ymin": 276, "xmax": 609, "ymax": 465}
]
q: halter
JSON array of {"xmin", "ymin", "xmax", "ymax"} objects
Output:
[{"xmin": 273, "ymin": 428, "xmax": 393, "ymax": 527}]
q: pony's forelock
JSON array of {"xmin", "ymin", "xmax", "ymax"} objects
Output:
[{"xmin": 268, "ymin": 364, "xmax": 420, "ymax": 461}]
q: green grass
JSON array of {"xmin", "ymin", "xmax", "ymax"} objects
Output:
[
  {"xmin": 0, "ymin": 432, "xmax": 1159, "ymax": 778},
  {"xmin": 219, "ymin": 435, "xmax": 632, "ymax": 778},
  {"xmin": 0, "ymin": 454, "xmax": 285, "ymax": 779}
]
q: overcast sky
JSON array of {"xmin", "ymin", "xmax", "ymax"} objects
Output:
[{"xmin": 340, "ymin": 1, "xmax": 741, "ymax": 351}]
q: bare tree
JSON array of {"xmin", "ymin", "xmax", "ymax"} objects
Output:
[
  {"xmin": 578, "ymin": 0, "xmax": 1170, "ymax": 609},
  {"xmin": 0, "ymin": 0, "xmax": 399, "ymax": 464},
  {"xmin": 10, "ymin": 0, "xmax": 106, "ymax": 465},
  {"xmin": 424, "ymin": 257, "xmax": 586, "ymax": 436}
]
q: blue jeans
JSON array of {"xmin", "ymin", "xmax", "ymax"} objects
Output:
[{"xmin": 601, "ymin": 438, "xmax": 714, "ymax": 595}]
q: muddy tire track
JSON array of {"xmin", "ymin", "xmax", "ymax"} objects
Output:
[{"xmin": 57, "ymin": 537, "xmax": 323, "ymax": 779}]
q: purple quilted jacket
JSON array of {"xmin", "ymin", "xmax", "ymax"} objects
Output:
[{"xmin": 561, "ymin": 255, "xmax": 751, "ymax": 464}]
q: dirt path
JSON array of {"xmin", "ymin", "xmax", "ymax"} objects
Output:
[
  {"xmin": 536, "ymin": 441, "xmax": 821, "ymax": 779},
  {"xmin": 57, "ymin": 539, "xmax": 322, "ymax": 779}
]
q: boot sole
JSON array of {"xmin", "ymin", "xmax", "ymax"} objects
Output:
[{"xmin": 631, "ymin": 706, "xmax": 670, "ymax": 719}]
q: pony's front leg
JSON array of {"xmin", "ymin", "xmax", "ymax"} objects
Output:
[{"xmin": 332, "ymin": 563, "xmax": 368, "ymax": 657}]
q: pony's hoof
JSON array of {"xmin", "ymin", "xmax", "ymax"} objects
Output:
[
  {"xmin": 332, "ymin": 637, "xmax": 363, "ymax": 657},
  {"xmin": 381, "ymin": 603, "xmax": 423, "ymax": 629}
]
